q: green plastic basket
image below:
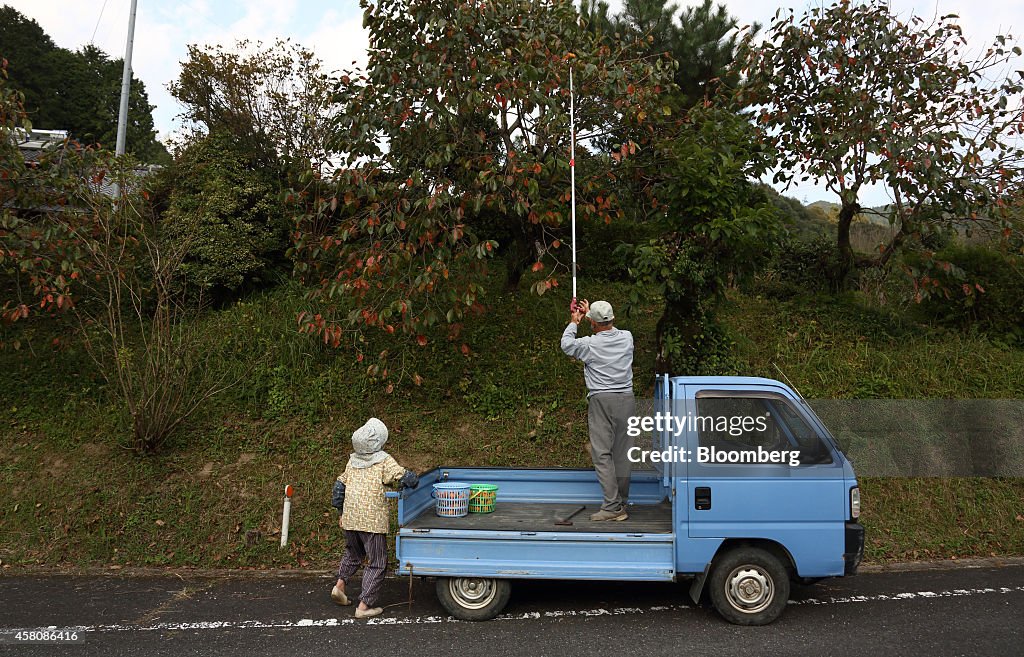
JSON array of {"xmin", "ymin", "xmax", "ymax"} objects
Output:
[{"xmin": 468, "ymin": 484, "xmax": 498, "ymax": 513}]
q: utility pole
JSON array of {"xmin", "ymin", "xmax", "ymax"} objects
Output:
[{"xmin": 115, "ymin": 0, "xmax": 138, "ymax": 157}]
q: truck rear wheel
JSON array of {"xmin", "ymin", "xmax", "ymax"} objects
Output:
[
  {"xmin": 708, "ymin": 547, "xmax": 790, "ymax": 626},
  {"xmin": 436, "ymin": 577, "xmax": 511, "ymax": 621}
]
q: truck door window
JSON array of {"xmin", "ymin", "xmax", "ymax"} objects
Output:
[
  {"xmin": 696, "ymin": 397, "xmax": 783, "ymax": 451},
  {"xmin": 695, "ymin": 394, "xmax": 833, "ymax": 465}
]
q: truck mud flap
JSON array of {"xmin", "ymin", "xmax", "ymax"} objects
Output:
[
  {"xmin": 844, "ymin": 522, "xmax": 865, "ymax": 575},
  {"xmin": 689, "ymin": 562, "xmax": 712, "ymax": 604}
]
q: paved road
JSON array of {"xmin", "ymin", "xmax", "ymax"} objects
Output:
[{"xmin": 1, "ymin": 564, "xmax": 1022, "ymax": 656}]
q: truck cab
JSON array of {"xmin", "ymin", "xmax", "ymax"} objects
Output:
[{"xmin": 393, "ymin": 376, "xmax": 863, "ymax": 625}]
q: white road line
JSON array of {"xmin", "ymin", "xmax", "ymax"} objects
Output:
[
  {"xmin": 787, "ymin": 586, "xmax": 1024, "ymax": 606},
  {"xmin": 2, "ymin": 585, "xmax": 1022, "ymax": 634}
]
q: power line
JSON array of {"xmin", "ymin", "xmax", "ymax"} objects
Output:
[{"xmin": 90, "ymin": 0, "xmax": 111, "ymax": 45}]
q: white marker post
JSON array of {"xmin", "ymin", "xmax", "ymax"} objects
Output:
[{"xmin": 280, "ymin": 484, "xmax": 294, "ymax": 548}]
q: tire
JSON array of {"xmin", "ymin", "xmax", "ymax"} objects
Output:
[
  {"xmin": 708, "ymin": 546, "xmax": 791, "ymax": 626},
  {"xmin": 435, "ymin": 577, "xmax": 511, "ymax": 621}
]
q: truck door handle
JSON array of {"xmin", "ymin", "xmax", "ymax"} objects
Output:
[{"xmin": 695, "ymin": 487, "xmax": 711, "ymax": 510}]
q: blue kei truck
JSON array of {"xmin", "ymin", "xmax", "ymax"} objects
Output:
[{"xmin": 389, "ymin": 376, "xmax": 864, "ymax": 625}]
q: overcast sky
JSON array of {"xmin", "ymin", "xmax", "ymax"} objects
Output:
[{"xmin": 5, "ymin": 0, "xmax": 1022, "ymax": 206}]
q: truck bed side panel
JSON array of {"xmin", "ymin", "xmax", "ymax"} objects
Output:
[{"xmin": 397, "ymin": 533, "xmax": 676, "ymax": 581}]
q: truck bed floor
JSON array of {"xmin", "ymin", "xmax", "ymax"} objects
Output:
[{"xmin": 404, "ymin": 501, "xmax": 673, "ymax": 534}]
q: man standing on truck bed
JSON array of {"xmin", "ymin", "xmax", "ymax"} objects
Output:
[{"xmin": 561, "ymin": 299, "xmax": 636, "ymax": 521}]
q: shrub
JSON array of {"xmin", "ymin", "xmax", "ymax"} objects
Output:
[
  {"xmin": 158, "ymin": 132, "xmax": 287, "ymax": 297},
  {"xmin": 753, "ymin": 235, "xmax": 842, "ymax": 298},
  {"xmin": 906, "ymin": 245, "xmax": 1024, "ymax": 339}
]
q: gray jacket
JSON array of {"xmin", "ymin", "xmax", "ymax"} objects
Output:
[{"xmin": 561, "ymin": 323, "xmax": 634, "ymax": 396}]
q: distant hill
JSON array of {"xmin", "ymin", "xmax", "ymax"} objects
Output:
[{"xmin": 806, "ymin": 200, "xmax": 894, "ymax": 226}]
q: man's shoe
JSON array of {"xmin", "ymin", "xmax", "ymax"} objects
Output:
[
  {"xmin": 330, "ymin": 584, "xmax": 350, "ymax": 606},
  {"xmin": 355, "ymin": 606, "xmax": 383, "ymax": 619},
  {"xmin": 589, "ymin": 509, "xmax": 628, "ymax": 521}
]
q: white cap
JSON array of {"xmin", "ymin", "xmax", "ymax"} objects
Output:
[{"xmin": 587, "ymin": 300, "xmax": 614, "ymax": 323}]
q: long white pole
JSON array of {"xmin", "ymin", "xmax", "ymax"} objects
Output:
[
  {"xmin": 115, "ymin": 0, "xmax": 138, "ymax": 156},
  {"xmin": 569, "ymin": 66, "xmax": 577, "ymax": 307}
]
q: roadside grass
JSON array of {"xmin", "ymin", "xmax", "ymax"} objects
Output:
[
  {"xmin": 1, "ymin": 278, "xmax": 1022, "ymax": 570},
  {"xmin": 722, "ymin": 290, "xmax": 1024, "ymax": 399},
  {"xmin": 860, "ymin": 477, "xmax": 1024, "ymax": 562}
]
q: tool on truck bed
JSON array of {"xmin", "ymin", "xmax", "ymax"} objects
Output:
[{"xmin": 554, "ymin": 504, "xmax": 586, "ymax": 526}]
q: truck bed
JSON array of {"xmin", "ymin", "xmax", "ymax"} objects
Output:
[
  {"xmin": 395, "ymin": 468, "xmax": 678, "ymax": 581},
  {"xmin": 405, "ymin": 500, "xmax": 673, "ymax": 534}
]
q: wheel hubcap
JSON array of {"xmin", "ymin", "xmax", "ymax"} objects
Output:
[
  {"xmin": 725, "ymin": 566, "xmax": 774, "ymax": 614},
  {"xmin": 450, "ymin": 578, "xmax": 497, "ymax": 610}
]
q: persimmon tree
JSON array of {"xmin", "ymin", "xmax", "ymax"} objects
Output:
[
  {"xmin": 733, "ymin": 0, "xmax": 1024, "ymax": 285},
  {"xmin": 290, "ymin": 0, "xmax": 672, "ymax": 381}
]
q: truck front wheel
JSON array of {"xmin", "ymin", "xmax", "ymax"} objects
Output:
[
  {"xmin": 436, "ymin": 577, "xmax": 511, "ymax": 621},
  {"xmin": 708, "ymin": 547, "xmax": 790, "ymax": 626}
]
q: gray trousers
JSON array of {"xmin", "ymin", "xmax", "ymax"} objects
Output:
[{"xmin": 588, "ymin": 392, "xmax": 636, "ymax": 512}]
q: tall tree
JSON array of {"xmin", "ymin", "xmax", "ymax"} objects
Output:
[
  {"xmin": 620, "ymin": 107, "xmax": 781, "ymax": 374},
  {"xmin": 0, "ymin": 7, "xmax": 168, "ymax": 163},
  {"xmin": 0, "ymin": 5, "xmax": 55, "ymax": 120},
  {"xmin": 733, "ymin": 0, "xmax": 1024, "ymax": 285},
  {"xmin": 582, "ymin": 0, "xmax": 755, "ymax": 108},
  {"xmin": 290, "ymin": 0, "xmax": 671, "ymax": 382},
  {"xmin": 169, "ymin": 39, "xmax": 338, "ymax": 181}
]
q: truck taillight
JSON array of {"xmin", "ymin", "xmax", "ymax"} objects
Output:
[{"xmin": 850, "ymin": 486, "xmax": 861, "ymax": 520}]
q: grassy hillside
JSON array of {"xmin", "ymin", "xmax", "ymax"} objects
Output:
[{"xmin": 1, "ymin": 276, "xmax": 1022, "ymax": 571}]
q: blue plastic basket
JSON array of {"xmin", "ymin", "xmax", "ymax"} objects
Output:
[{"xmin": 432, "ymin": 482, "xmax": 471, "ymax": 518}]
